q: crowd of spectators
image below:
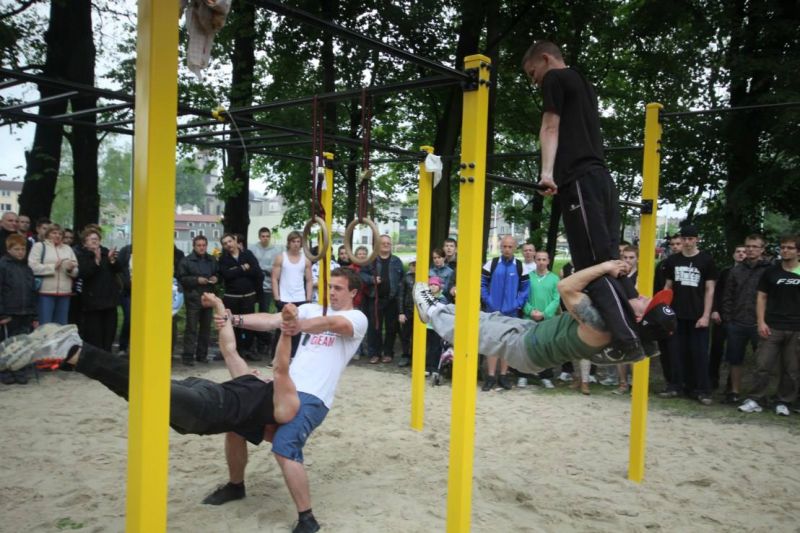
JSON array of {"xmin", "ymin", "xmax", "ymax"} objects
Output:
[{"xmin": 1, "ymin": 208, "xmax": 797, "ymax": 418}]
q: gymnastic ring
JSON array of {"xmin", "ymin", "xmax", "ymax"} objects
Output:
[
  {"xmin": 344, "ymin": 217, "xmax": 380, "ymax": 266},
  {"xmin": 302, "ymin": 216, "xmax": 330, "ymax": 263}
]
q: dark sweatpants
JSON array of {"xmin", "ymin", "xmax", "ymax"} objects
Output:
[
  {"xmin": 559, "ymin": 168, "xmax": 639, "ymax": 346},
  {"xmin": 75, "ymin": 343, "xmax": 270, "ymax": 436}
]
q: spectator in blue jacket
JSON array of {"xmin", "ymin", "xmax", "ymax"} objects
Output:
[
  {"xmin": 480, "ymin": 235, "xmax": 529, "ymax": 391},
  {"xmin": 359, "ymin": 234, "xmax": 405, "ymax": 364}
]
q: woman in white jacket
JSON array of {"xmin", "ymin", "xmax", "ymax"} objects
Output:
[{"xmin": 28, "ymin": 224, "xmax": 78, "ymax": 325}]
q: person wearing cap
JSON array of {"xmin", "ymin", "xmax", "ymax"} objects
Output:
[
  {"xmin": 397, "ymin": 256, "xmax": 417, "ymax": 368},
  {"xmin": 660, "ymin": 224, "xmax": 719, "ymax": 405},
  {"xmin": 413, "ymin": 260, "xmax": 676, "ymax": 375}
]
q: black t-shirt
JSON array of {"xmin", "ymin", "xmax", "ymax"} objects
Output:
[
  {"xmin": 541, "ymin": 67, "xmax": 606, "ymax": 185},
  {"xmin": 221, "ymin": 375, "xmax": 276, "ymax": 444},
  {"xmin": 664, "ymin": 251, "xmax": 719, "ymax": 320},
  {"xmin": 757, "ymin": 264, "xmax": 800, "ymax": 330}
]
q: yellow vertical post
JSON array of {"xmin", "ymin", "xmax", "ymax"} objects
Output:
[
  {"xmin": 410, "ymin": 145, "xmax": 434, "ymax": 431},
  {"xmin": 628, "ymin": 102, "xmax": 663, "ymax": 483},
  {"xmin": 321, "ymin": 152, "xmax": 334, "ymax": 306},
  {"xmin": 446, "ymin": 54, "xmax": 491, "ymax": 533},
  {"xmin": 126, "ymin": 1, "xmax": 179, "ymax": 531}
]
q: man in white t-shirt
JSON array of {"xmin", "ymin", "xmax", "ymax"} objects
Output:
[
  {"xmin": 521, "ymin": 242, "xmax": 537, "ymax": 276},
  {"xmin": 203, "ymin": 267, "xmax": 367, "ymax": 533}
]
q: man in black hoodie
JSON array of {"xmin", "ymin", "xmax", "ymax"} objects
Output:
[{"xmin": 721, "ymin": 234, "xmax": 771, "ymax": 403}]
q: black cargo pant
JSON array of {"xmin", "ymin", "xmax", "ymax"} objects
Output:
[
  {"xmin": 559, "ymin": 168, "xmax": 639, "ymax": 346},
  {"xmin": 183, "ymin": 294, "xmax": 212, "ymax": 361}
]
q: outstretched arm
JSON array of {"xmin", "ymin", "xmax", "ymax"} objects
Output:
[
  {"xmin": 203, "ymin": 293, "xmax": 251, "ymax": 379},
  {"xmin": 558, "ymin": 261, "xmax": 626, "ymax": 347}
]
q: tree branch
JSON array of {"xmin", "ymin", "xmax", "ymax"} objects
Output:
[{"xmin": 0, "ymin": 0, "xmax": 39, "ymax": 21}]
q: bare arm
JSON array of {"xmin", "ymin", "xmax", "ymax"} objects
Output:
[
  {"xmin": 664, "ymin": 279, "xmax": 673, "ymax": 290},
  {"xmin": 305, "ymin": 259, "xmax": 313, "ymax": 301},
  {"xmin": 538, "ymin": 111, "xmax": 560, "ymax": 193},
  {"xmin": 292, "ymin": 315, "xmax": 355, "ymax": 337},
  {"xmin": 696, "ymin": 280, "xmax": 715, "ymax": 327},
  {"xmin": 271, "ymin": 253, "xmax": 282, "ymax": 301},
  {"xmin": 756, "ymin": 291, "xmax": 769, "ymax": 338},
  {"xmin": 558, "ymin": 260, "xmax": 626, "ymax": 313},
  {"xmin": 204, "ymin": 294, "xmax": 251, "ymax": 378}
]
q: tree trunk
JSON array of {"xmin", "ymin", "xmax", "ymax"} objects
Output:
[
  {"xmin": 430, "ymin": 1, "xmax": 486, "ymax": 254},
  {"xmin": 68, "ymin": 0, "xmax": 98, "ymax": 231},
  {"xmin": 223, "ymin": 0, "xmax": 256, "ymax": 241},
  {"xmin": 481, "ymin": 0, "xmax": 500, "ymax": 264},
  {"xmin": 18, "ymin": 0, "xmax": 73, "ymax": 222}
]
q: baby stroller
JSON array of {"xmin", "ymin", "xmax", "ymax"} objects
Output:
[{"xmin": 431, "ymin": 342, "xmax": 454, "ymax": 386}]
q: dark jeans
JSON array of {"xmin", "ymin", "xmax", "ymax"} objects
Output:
[
  {"xmin": 560, "ymin": 169, "xmax": 639, "ymax": 346},
  {"xmin": 399, "ymin": 307, "xmax": 414, "ymax": 357},
  {"xmin": 223, "ymin": 293, "xmax": 257, "ymax": 354},
  {"xmin": 708, "ymin": 321, "xmax": 725, "ymax": 390},
  {"xmin": 426, "ymin": 329, "xmax": 442, "ymax": 372},
  {"xmin": 75, "ymin": 343, "xmax": 258, "ymax": 436},
  {"xmin": 724, "ymin": 323, "xmax": 759, "ymax": 365},
  {"xmin": 183, "ymin": 296, "xmax": 212, "ymax": 360},
  {"xmin": 80, "ymin": 307, "xmax": 118, "ymax": 353},
  {"xmin": 118, "ymin": 294, "xmax": 131, "ymax": 352},
  {"xmin": 256, "ymin": 291, "xmax": 275, "ymax": 353},
  {"xmin": 275, "ymin": 300, "xmax": 307, "ymax": 357},
  {"xmin": 657, "ymin": 339, "xmax": 673, "ymax": 384},
  {"xmin": 366, "ymin": 296, "xmax": 399, "ymax": 358},
  {"xmin": 668, "ymin": 318, "xmax": 710, "ymax": 395}
]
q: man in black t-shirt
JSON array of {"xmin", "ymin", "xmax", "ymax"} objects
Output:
[
  {"xmin": 738, "ymin": 234, "xmax": 800, "ymax": 415},
  {"xmin": 521, "ymin": 40, "xmax": 643, "ymax": 361},
  {"xmin": 661, "ymin": 225, "xmax": 718, "ymax": 404}
]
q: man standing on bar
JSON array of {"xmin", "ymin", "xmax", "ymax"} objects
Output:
[{"xmin": 522, "ymin": 40, "xmax": 644, "ymax": 361}]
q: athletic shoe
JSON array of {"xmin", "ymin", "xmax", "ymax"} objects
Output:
[
  {"xmin": 541, "ymin": 378, "xmax": 555, "ymax": 389},
  {"xmin": 0, "ymin": 324, "xmax": 81, "ymax": 372},
  {"xmin": 292, "ymin": 514, "xmax": 320, "ymax": 533},
  {"xmin": 202, "ymin": 482, "xmax": 245, "ymax": 505},
  {"xmin": 775, "ymin": 404, "xmax": 790, "ymax": 416},
  {"xmin": 516, "ymin": 377, "xmax": 528, "ymax": 388},
  {"xmin": 599, "ymin": 376, "xmax": 618, "ymax": 386},
  {"xmin": 612, "ymin": 385, "xmax": 629, "ymax": 395},
  {"xmin": 481, "ymin": 376, "xmax": 496, "ymax": 392},
  {"xmin": 558, "ymin": 371, "xmax": 573, "ymax": 382},
  {"xmin": 497, "ymin": 374, "xmax": 512, "ymax": 390},
  {"xmin": 588, "ymin": 342, "xmax": 645, "ymax": 366},
  {"xmin": 658, "ymin": 389, "xmax": 679, "ymax": 399},
  {"xmin": 413, "ymin": 282, "xmax": 442, "ymax": 323},
  {"xmin": 588, "ymin": 375, "xmax": 598, "ymax": 384},
  {"xmin": 397, "ymin": 357, "xmax": 410, "ymax": 368},
  {"xmin": 697, "ymin": 395, "xmax": 713, "ymax": 406},
  {"xmin": 738, "ymin": 399, "xmax": 762, "ymax": 413}
]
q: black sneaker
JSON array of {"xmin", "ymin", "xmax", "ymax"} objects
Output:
[
  {"xmin": 397, "ymin": 357, "xmax": 410, "ymax": 368},
  {"xmin": 202, "ymin": 482, "xmax": 245, "ymax": 505},
  {"xmin": 293, "ymin": 514, "xmax": 320, "ymax": 533},
  {"xmin": 642, "ymin": 340, "xmax": 660, "ymax": 357},
  {"xmin": 497, "ymin": 374, "xmax": 512, "ymax": 390},
  {"xmin": 481, "ymin": 376, "xmax": 496, "ymax": 392},
  {"xmin": 588, "ymin": 341, "xmax": 645, "ymax": 366}
]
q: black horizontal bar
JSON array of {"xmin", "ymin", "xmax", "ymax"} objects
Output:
[
  {"xmin": 486, "ymin": 173, "xmax": 547, "ymax": 191},
  {"xmin": 235, "ymin": 76, "xmax": 460, "ymax": 114},
  {"xmin": 52, "ymin": 102, "xmax": 130, "ymax": 120},
  {"xmin": 254, "ymin": 0, "xmax": 469, "ymax": 81},
  {"xmin": 0, "ymin": 68, "xmax": 133, "ymax": 104},
  {"xmin": 661, "ymin": 101, "xmax": 800, "ymax": 118},
  {"xmin": 97, "ymin": 117, "xmax": 135, "ymax": 128},
  {"xmin": 224, "ymin": 139, "xmax": 314, "ymax": 150},
  {"xmin": 333, "ymin": 155, "xmax": 426, "ymax": 167},
  {"xmin": 0, "ymin": 106, "xmax": 133, "ymax": 135},
  {"xmin": 177, "ymin": 126, "xmax": 263, "ymax": 141},
  {"xmin": 249, "ymin": 149, "xmax": 313, "ymax": 162},
  {"xmin": 0, "ymin": 90, "xmax": 79, "ymax": 112},
  {"xmin": 619, "ymin": 199, "xmax": 645, "ymax": 209},
  {"xmin": 489, "ymin": 145, "xmax": 643, "ymax": 161},
  {"xmin": 0, "ymin": 79, "xmax": 24, "ymax": 90}
]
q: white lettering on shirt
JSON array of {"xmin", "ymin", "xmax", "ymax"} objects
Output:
[{"xmin": 674, "ymin": 265, "xmax": 701, "ymax": 288}]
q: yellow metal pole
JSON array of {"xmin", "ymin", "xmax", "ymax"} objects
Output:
[
  {"xmin": 411, "ymin": 145, "xmax": 434, "ymax": 431},
  {"xmin": 628, "ymin": 102, "xmax": 663, "ymax": 483},
  {"xmin": 446, "ymin": 54, "xmax": 491, "ymax": 533},
  {"xmin": 321, "ymin": 152, "xmax": 334, "ymax": 307},
  {"xmin": 126, "ymin": 1, "xmax": 179, "ymax": 531}
]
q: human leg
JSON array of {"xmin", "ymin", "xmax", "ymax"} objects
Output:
[
  {"xmin": 381, "ymin": 300, "xmax": 399, "ymax": 361},
  {"xmin": 708, "ymin": 320, "xmax": 725, "ymax": 390},
  {"xmin": 38, "ymin": 294, "xmax": 56, "ymax": 324},
  {"xmin": 54, "ymin": 296, "xmax": 71, "ymax": 326},
  {"xmin": 667, "ymin": 320, "xmax": 690, "ymax": 393},
  {"xmin": 776, "ymin": 330, "xmax": 800, "ymax": 405},
  {"xmin": 272, "ymin": 305, "xmax": 300, "ymax": 424},
  {"xmin": 690, "ymin": 325, "xmax": 711, "ymax": 397},
  {"xmin": 197, "ymin": 305, "xmax": 212, "ymax": 361},
  {"xmin": 747, "ymin": 329, "xmax": 781, "ymax": 403},
  {"xmin": 725, "ymin": 323, "xmax": 754, "ymax": 395},
  {"xmin": 183, "ymin": 297, "xmax": 201, "ymax": 361},
  {"xmin": 118, "ymin": 294, "xmax": 130, "ymax": 350}
]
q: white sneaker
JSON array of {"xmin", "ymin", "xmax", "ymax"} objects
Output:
[
  {"xmin": 738, "ymin": 399, "xmax": 763, "ymax": 413},
  {"xmin": 541, "ymin": 378, "xmax": 555, "ymax": 389},
  {"xmin": 558, "ymin": 372, "xmax": 573, "ymax": 382},
  {"xmin": 776, "ymin": 404, "xmax": 790, "ymax": 416},
  {"xmin": 599, "ymin": 377, "xmax": 618, "ymax": 386},
  {"xmin": 588, "ymin": 375, "xmax": 598, "ymax": 384},
  {"xmin": 0, "ymin": 324, "xmax": 82, "ymax": 371},
  {"xmin": 413, "ymin": 283, "xmax": 442, "ymax": 324},
  {"xmin": 516, "ymin": 377, "xmax": 528, "ymax": 388}
]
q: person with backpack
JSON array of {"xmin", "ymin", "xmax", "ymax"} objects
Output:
[{"xmin": 480, "ymin": 235, "xmax": 529, "ymax": 391}]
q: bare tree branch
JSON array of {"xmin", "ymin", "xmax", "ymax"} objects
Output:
[{"xmin": 0, "ymin": 0, "xmax": 40, "ymax": 21}]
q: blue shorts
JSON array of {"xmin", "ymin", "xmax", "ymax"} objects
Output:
[
  {"xmin": 271, "ymin": 392, "xmax": 329, "ymax": 463},
  {"xmin": 724, "ymin": 323, "xmax": 759, "ymax": 365}
]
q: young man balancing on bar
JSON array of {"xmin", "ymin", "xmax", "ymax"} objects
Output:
[{"xmin": 413, "ymin": 260, "xmax": 676, "ymax": 372}]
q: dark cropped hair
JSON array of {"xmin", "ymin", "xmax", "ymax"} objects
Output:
[
  {"xmin": 331, "ymin": 267, "xmax": 361, "ymax": 292},
  {"xmin": 521, "ymin": 40, "xmax": 563, "ymax": 67},
  {"xmin": 432, "ymin": 247, "xmax": 445, "ymax": 258},
  {"xmin": 192, "ymin": 235, "xmax": 208, "ymax": 245}
]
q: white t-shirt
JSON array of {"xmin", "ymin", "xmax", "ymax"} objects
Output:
[
  {"xmin": 522, "ymin": 261, "xmax": 536, "ymax": 276},
  {"xmin": 289, "ymin": 303, "xmax": 367, "ymax": 408}
]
